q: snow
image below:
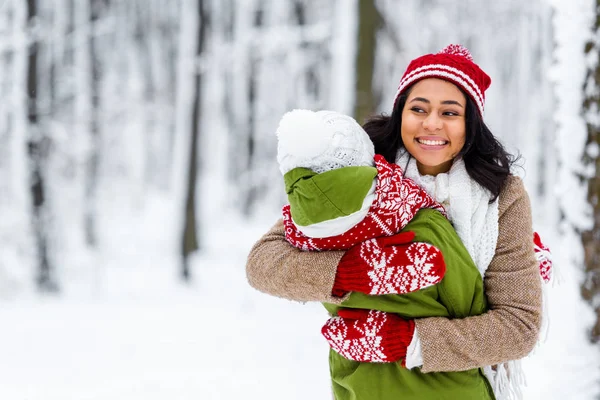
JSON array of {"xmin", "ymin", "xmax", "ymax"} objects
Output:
[
  {"xmin": 1, "ymin": 1, "xmax": 599, "ymax": 399},
  {"xmin": 0, "ymin": 216, "xmax": 331, "ymax": 399}
]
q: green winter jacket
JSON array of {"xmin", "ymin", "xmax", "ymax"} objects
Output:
[{"xmin": 323, "ymin": 208, "xmax": 495, "ymax": 400}]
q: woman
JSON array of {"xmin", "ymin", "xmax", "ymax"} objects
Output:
[{"xmin": 246, "ymin": 45, "xmax": 542, "ymax": 399}]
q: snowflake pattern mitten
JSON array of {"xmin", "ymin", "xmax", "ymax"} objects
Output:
[
  {"xmin": 332, "ymin": 231, "xmax": 446, "ymax": 297},
  {"xmin": 321, "ymin": 309, "xmax": 415, "ymax": 363}
]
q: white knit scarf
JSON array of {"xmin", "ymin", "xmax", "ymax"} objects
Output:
[
  {"xmin": 396, "ymin": 151, "xmax": 498, "ymax": 276},
  {"xmin": 396, "ymin": 150, "xmax": 524, "ymax": 400}
]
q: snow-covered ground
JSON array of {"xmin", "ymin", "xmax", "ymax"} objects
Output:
[{"xmin": 0, "ymin": 214, "xmax": 598, "ymax": 400}]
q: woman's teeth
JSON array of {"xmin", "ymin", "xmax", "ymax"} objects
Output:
[{"xmin": 417, "ymin": 139, "xmax": 447, "ymax": 146}]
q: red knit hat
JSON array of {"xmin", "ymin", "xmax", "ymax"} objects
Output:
[{"xmin": 393, "ymin": 44, "xmax": 491, "ymax": 116}]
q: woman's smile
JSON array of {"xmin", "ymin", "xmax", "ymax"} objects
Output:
[{"xmin": 415, "ymin": 136, "xmax": 450, "ymax": 148}]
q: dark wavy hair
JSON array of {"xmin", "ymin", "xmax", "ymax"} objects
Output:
[{"xmin": 363, "ymin": 86, "xmax": 517, "ymax": 201}]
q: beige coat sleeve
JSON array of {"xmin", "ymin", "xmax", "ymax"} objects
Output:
[
  {"xmin": 415, "ymin": 176, "xmax": 543, "ymax": 372},
  {"xmin": 246, "ymin": 219, "xmax": 347, "ymax": 304}
]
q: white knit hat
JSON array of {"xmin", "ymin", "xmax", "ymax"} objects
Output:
[{"xmin": 276, "ymin": 109, "xmax": 375, "ymax": 175}]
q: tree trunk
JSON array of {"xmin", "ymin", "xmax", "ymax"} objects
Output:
[
  {"xmin": 84, "ymin": 0, "xmax": 105, "ymax": 247},
  {"xmin": 27, "ymin": 0, "xmax": 56, "ymax": 292},
  {"xmin": 581, "ymin": 0, "xmax": 600, "ymax": 342},
  {"xmin": 241, "ymin": 1, "xmax": 262, "ymax": 216},
  {"xmin": 181, "ymin": 0, "xmax": 206, "ymax": 280},
  {"xmin": 353, "ymin": 0, "xmax": 381, "ymax": 124}
]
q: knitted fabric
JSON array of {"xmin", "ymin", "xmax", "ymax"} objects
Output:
[
  {"xmin": 276, "ymin": 109, "xmax": 375, "ymax": 175},
  {"xmin": 282, "ymin": 155, "xmax": 445, "ymax": 251},
  {"xmin": 393, "ymin": 44, "xmax": 491, "ymax": 116},
  {"xmin": 396, "ymin": 151, "xmax": 499, "ymax": 278},
  {"xmin": 332, "ymin": 231, "xmax": 446, "ymax": 297},
  {"xmin": 321, "ymin": 309, "xmax": 415, "ymax": 363}
]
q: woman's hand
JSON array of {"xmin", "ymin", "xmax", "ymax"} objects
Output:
[
  {"xmin": 321, "ymin": 309, "xmax": 415, "ymax": 363},
  {"xmin": 332, "ymin": 231, "xmax": 446, "ymax": 297}
]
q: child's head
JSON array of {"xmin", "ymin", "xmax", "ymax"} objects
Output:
[{"xmin": 276, "ymin": 109, "xmax": 374, "ymax": 175}]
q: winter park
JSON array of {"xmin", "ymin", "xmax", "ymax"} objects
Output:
[{"xmin": 1, "ymin": 0, "xmax": 600, "ymax": 399}]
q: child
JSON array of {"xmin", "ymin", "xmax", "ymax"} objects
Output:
[{"xmin": 277, "ymin": 109, "xmax": 448, "ymax": 296}]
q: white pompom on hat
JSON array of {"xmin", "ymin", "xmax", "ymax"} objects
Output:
[{"xmin": 276, "ymin": 109, "xmax": 375, "ymax": 175}]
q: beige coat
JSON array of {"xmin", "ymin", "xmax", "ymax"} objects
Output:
[{"xmin": 246, "ymin": 175, "xmax": 542, "ymax": 373}]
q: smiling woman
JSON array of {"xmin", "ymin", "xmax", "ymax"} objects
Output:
[{"xmin": 246, "ymin": 44, "xmax": 543, "ymax": 400}]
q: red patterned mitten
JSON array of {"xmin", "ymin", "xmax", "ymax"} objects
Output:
[
  {"xmin": 332, "ymin": 231, "xmax": 446, "ymax": 297},
  {"xmin": 321, "ymin": 309, "xmax": 415, "ymax": 363},
  {"xmin": 533, "ymin": 232, "xmax": 552, "ymax": 283}
]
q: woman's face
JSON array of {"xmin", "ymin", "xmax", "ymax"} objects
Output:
[{"xmin": 400, "ymin": 78, "xmax": 467, "ymax": 176}]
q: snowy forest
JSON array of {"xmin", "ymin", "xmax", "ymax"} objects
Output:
[{"xmin": 1, "ymin": 0, "xmax": 599, "ymax": 398}]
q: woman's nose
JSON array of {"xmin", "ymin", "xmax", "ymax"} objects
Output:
[{"xmin": 423, "ymin": 113, "xmax": 442, "ymax": 131}]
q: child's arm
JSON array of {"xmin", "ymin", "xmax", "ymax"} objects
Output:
[{"xmin": 247, "ymin": 217, "xmax": 446, "ymax": 302}]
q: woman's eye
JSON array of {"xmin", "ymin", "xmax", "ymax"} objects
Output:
[
  {"xmin": 443, "ymin": 111, "xmax": 459, "ymax": 116},
  {"xmin": 410, "ymin": 107, "xmax": 425, "ymax": 113}
]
